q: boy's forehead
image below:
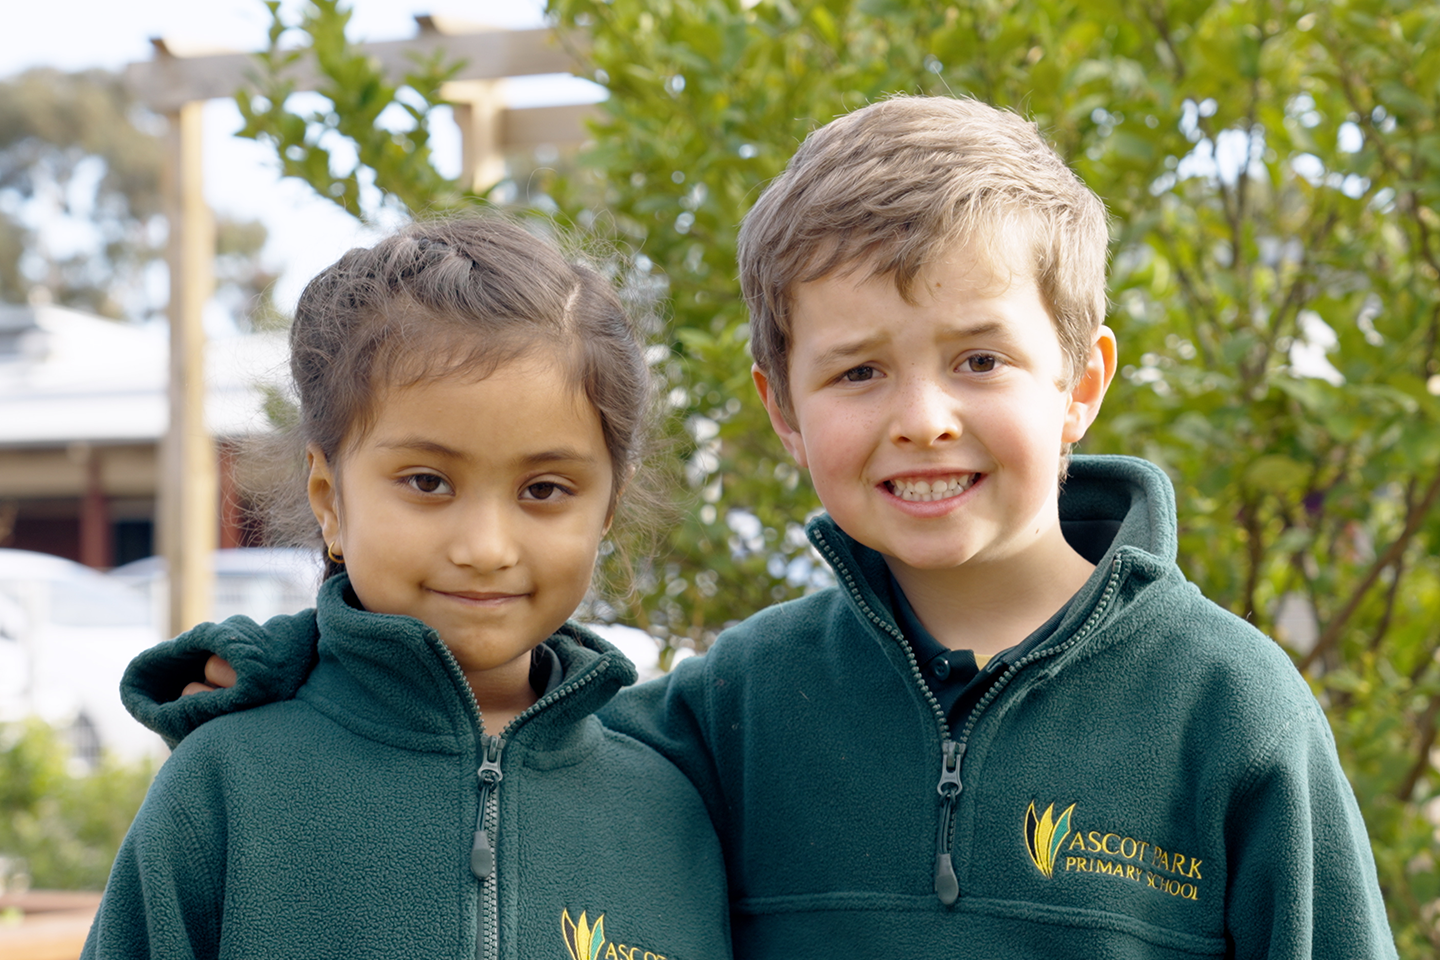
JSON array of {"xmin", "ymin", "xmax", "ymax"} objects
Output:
[{"xmin": 792, "ymin": 229, "xmax": 1039, "ymax": 317}]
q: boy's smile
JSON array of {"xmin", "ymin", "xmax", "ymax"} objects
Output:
[
  {"xmin": 307, "ymin": 358, "xmax": 614, "ymax": 710},
  {"xmin": 756, "ymin": 247, "xmax": 1115, "ymax": 644}
]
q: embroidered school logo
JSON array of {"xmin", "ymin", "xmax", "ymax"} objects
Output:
[
  {"xmin": 561, "ymin": 909, "xmax": 670, "ymax": 960},
  {"xmin": 1024, "ymin": 800, "xmax": 1075, "ymax": 878},
  {"xmin": 1020, "ymin": 799, "xmax": 1207, "ymax": 902},
  {"xmin": 562, "ymin": 910, "xmax": 606, "ymax": 960}
]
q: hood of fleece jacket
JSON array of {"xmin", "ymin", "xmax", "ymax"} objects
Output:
[{"xmin": 803, "ymin": 454, "xmax": 1180, "ymax": 645}]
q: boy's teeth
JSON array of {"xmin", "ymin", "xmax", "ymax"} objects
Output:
[{"xmin": 889, "ymin": 475, "xmax": 978, "ymax": 502}]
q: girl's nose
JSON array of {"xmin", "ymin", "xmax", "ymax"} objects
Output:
[
  {"xmin": 891, "ymin": 376, "xmax": 960, "ymax": 447},
  {"xmin": 451, "ymin": 503, "xmax": 521, "ymax": 572}
]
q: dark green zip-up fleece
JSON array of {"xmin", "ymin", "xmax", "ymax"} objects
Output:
[
  {"xmin": 88, "ymin": 573, "xmax": 730, "ymax": 960},
  {"xmin": 119, "ymin": 456, "xmax": 1395, "ymax": 959},
  {"xmin": 602, "ymin": 455, "xmax": 1395, "ymax": 959}
]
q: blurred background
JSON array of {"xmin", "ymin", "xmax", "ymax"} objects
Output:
[{"xmin": 2, "ymin": 0, "xmax": 1439, "ymax": 955}]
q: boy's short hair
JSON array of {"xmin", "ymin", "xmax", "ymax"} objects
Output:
[{"xmin": 739, "ymin": 95, "xmax": 1110, "ymax": 419}]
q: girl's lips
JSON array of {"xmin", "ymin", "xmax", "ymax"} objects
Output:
[{"xmin": 430, "ymin": 589, "xmax": 528, "ymax": 605}]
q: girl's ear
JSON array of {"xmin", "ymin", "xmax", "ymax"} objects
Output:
[
  {"xmin": 306, "ymin": 444, "xmax": 343, "ymax": 548},
  {"xmin": 1062, "ymin": 325, "xmax": 1118, "ymax": 444},
  {"xmin": 601, "ymin": 464, "xmax": 635, "ymax": 537}
]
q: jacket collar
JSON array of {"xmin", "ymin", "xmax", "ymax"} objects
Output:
[{"xmin": 300, "ymin": 573, "xmax": 636, "ymax": 754}]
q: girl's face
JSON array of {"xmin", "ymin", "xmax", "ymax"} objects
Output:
[{"xmin": 307, "ymin": 357, "xmax": 614, "ymax": 687}]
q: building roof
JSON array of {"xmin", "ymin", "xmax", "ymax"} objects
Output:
[{"xmin": 0, "ymin": 303, "xmax": 289, "ymax": 448}]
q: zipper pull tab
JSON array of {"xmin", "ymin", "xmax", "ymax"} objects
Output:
[
  {"xmin": 470, "ymin": 736, "xmax": 506, "ymax": 881},
  {"xmin": 933, "ymin": 740, "xmax": 964, "ymax": 906},
  {"xmin": 471, "ymin": 827, "xmax": 494, "ymax": 879}
]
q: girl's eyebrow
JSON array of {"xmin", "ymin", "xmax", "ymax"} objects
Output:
[
  {"xmin": 518, "ymin": 448, "xmax": 601, "ymax": 469},
  {"xmin": 377, "ymin": 437, "xmax": 599, "ymax": 468},
  {"xmin": 377, "ymin": 437, "xmax": 467, "ymax": 460}
]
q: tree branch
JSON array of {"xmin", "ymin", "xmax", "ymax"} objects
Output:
[{"xmin": 1301, "ymin": 465, "xmax": 1440, "ymax": 671}]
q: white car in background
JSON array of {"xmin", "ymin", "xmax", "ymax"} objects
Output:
[
  {"xmin": 0, "ymin": 549, "xmax": 166, "ymax": 762},
  {"xmin": 110, "ymin": 547, "xmax": 324, "ymax": 629}
]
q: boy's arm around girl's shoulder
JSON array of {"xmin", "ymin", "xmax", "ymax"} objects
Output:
[{"xmin": 122, "ymin": 610, "xmax": 320, "ymax": 748}]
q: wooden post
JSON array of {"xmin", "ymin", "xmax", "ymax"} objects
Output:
[
  {"xmin": 159, "ymin": 101, "xmax": 216, "ymax": 636},
  {"xmin": 445, "ymin": 79, "xmax": 507, "ymax": 193},
  {"xmin": 78, "ymin": 445, "xmax": 111, "ymax": 569}
]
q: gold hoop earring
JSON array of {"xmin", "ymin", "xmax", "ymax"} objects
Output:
[{"xmin": 327, "ymin": 541, "xmax": 344, "ymax": 564}]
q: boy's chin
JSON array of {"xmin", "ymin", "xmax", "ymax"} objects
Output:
[{"xmin": 875, "ymin": 545, "xmax": 984, "ymax": 576}]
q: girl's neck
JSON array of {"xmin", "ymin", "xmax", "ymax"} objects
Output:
[{"xmin": 463, "ymin": 652, "xmax": 540, "ymax": 737}]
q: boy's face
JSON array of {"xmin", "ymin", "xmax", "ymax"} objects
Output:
[{"xmin": 754, "ymin": 246, "xmax": 1114, "ymax": 582}]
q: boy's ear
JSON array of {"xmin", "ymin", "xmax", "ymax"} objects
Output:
[
  {"xmin": 306, "ymin": 444, "xmax": 343, "ymax": 549},
  {"xmin": 752, "ymin": 364, "xmax": 809, "ymax": 469},
  {"xmin": 1062, "ymin": 325, "xmax": 1118, "ymax": 444}
]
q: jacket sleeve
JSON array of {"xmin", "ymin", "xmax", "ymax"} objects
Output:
[
  {"xmin": 120, "ymin": 611, "xmax": 320, "ymax": 748},
  {"xmin": 1224, "ymin": 700, "xmax": 1398, "ymax": 960},
  {"xmin": 81, "ymin": 764, "xmax": 225, "ymax": 960},
  {"xmin": 597, "ymin": 653, "xmax": 729, "ymax": 834}
]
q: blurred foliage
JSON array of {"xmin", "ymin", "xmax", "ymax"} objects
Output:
[
  {"xmin": 0, "ymin": 67, "xmax": 275, "ymax": 326},
  {"xmin": 236, "ymin": 0, "xmax": 471, "ymax": 218},
  {"xmin": 0, "ymin": 720, "xmax": 154, "ymax": 891},
  {"xmin": 235, "ymin": 0, "xmax": 1440, "ymax": 948}
]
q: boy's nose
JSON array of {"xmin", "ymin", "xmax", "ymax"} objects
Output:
[{"xmin": 891, "ymin": 377, "xmax": 960, "ymax": 447}]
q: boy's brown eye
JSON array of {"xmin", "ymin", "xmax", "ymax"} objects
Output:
[
  {"xmin": 842, "ymin": 365, "xmax": 875, "ymax": 382},
  {"xmin": 527, "ymin": 482, "xmax": 560, "ymax": 500},
  {"xmin": 967, "ymin": 355, "xmax": 997, "ymax": 372}
]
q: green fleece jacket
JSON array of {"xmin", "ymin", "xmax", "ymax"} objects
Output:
[
  {"xmin": 120, "ymin": 456, "xmax": 1395, "ymax": 959},
  {"xmin": 88, "ymin": 573, "xmax": 730, "ymax": 960}
]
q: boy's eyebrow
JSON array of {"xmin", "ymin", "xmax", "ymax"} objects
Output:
[
  {"xmin": 809, "ymin": 320, "xmax": 1013, "ymax": 370},
  {"xmin": 810, "ymin": 333, "xmax": 890, "ymax": 370}
]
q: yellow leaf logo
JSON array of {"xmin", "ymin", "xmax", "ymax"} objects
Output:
[
  {"xmin": 1024, "ymin": 801, "xmax": 1076, "ymax": 878},
  {"xmin": 561, "ymin": 909, "xmax": 606, "ymax": 960}
]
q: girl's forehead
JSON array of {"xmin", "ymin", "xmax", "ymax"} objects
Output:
[{"xmin": 361, "ymin": 363, "xmax": 607, "ymax": 463}]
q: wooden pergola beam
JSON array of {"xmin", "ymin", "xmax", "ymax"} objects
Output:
[{"xmin": 127, "ymin": 27, "xmax": 587, "ymax": 113}]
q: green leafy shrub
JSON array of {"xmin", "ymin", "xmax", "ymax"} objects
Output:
[{"xmin": 0, "ymin": 720, "xmax": 155, "ymax": 891}]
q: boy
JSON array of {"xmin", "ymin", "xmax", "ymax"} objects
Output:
[{"xmin": 126, "ymin": 96, "xmax": 1395, "ymax": 958}]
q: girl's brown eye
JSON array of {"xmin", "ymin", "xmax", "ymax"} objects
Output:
[
  {"xmin": 412, "ymin": 474, "xmax": 445, "ymax": 494},
  {"xmin": 527, "ymin": 482, "xmax": 559, "ymax": 500},
  {"xmin": 967, "ymin": 355, "xmax": 997, "ymax": 372},
  {"xmin": 842, "ymin": 365, "xmax": 875, "ymax": 382}
]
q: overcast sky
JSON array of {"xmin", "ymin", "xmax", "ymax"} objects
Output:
[{"xmin": 0, "ymin": 1, "xmax": 597, "ymax": 320}]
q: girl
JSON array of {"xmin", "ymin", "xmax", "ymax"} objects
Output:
[{"xmin": 84, "ymin": 217, "xmax": 730, "ymax": 960}]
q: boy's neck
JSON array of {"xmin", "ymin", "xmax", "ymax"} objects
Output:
[{"xmin": 883, "ymin": 527, "xmax": 1095, "ymax": 657}]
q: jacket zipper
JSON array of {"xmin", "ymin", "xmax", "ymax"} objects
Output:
[
  {"xmin": 809, "ymin": 533, "xmax": 963, "ymax": 905},
  {"xmin": 470, "ymin": 735, "xmax": 504, "ymax": 960},
  {"xmin": 434, "ymin": 635, "xmax": 609, "ymax": 960},
  {"xmin": 812, "ymin": 528, "xmax": 1127, "ymax": 908},
  {"xmin": 942, "ymin": 554, "xmax": 1130, "ymax": 899}
]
